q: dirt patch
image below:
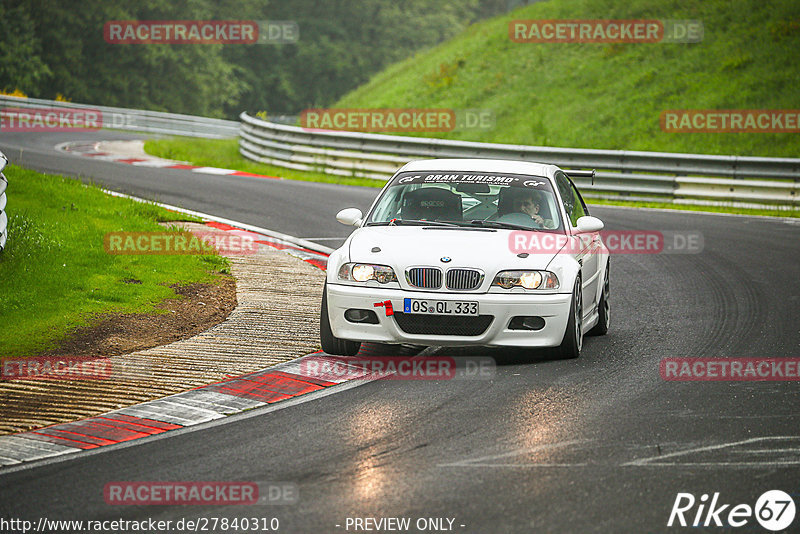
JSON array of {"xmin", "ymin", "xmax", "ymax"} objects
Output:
[{"xmin": 37, "ymin": 276, "xmax": 237, "ymax": 358}]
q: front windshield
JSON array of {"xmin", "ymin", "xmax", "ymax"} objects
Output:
[{"xmin": 366, "ymin": 171, "xmax": 564, "ymax": 232}]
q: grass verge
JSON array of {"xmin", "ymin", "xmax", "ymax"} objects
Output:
[
  {"xmin": 144, "ymin": 137, "xmax": 384, "ymax": 188},
  {"xmin": 334, "ymin": 0, "xmax": 800, "ymax": 158},
  {"xmin": 586, "ymin": 197, "xmax": 800, "ymax": 218},
  {"xmin": 0, "ymin": 165, "xmax": 230, "ymax": 357}
]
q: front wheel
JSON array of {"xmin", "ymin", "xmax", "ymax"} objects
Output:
[
  {"xmin": 320, "ymin": 283, "xmax": 361, "ymax": 356},
  {"xmin": 555, "ymin": 278, "xmax": 583, "ymax": 359}
]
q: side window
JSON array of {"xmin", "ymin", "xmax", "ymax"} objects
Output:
[
  {"xmin": 576, "ymin": 186, "xmax": 590, "ymax": 216},
  {"xmin": 569, "ymin": 183, "xmax": 587, "ymax": 225},
  {"xmin": 556, "ymin": 171, "xmax": 589, "ymax": 226},
  {"xmin": 554, "ymin": 172, "xmax": 575, "ymax": 225}
]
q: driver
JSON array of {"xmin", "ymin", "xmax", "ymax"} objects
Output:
[{"xmin": 511, "ymin": 191, "xmax": 547, "ymax": 227}]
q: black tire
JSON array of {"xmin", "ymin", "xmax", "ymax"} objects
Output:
[
  {"xmin": 320, "ymin": 283, "xmax": 361, "ymax": 356},
  {"xmin": 555, "ymin": 278, "xmax": 583, "ymax": 359},
  {"xmin": 588, "ymin": 263, "xmax": 609, "ymax": 336}
]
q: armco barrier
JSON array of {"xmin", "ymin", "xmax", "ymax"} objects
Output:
[
  {"xmin": 1, "ymin": 95, "xmax": 795, "ymax": 207},
  {"xmin": 238, "ymin": 112, "xmax": 800, "ymax": 208},
  {"xmin": 0, "ymin": 95, "xmax": 238, "ymax": 139},
  {"xmin": 0, "ymin": 151, "xmax": 8, "ymax": 251}
]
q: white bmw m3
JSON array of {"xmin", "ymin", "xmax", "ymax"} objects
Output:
[{"xmin": 321, "ymin": 159, "xmax": 610, "ymax": 359}]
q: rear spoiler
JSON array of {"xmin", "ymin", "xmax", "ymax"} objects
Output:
[{"xmin": 565, "ymin": 169, "xmax": 596, "ymax": 185}]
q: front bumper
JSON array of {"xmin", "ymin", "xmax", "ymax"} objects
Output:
[{"xmin": 326, "ymin": 283, "xmax": 572, "ymax": 348}]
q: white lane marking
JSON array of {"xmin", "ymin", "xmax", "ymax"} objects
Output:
[
  {"xmin": 628, "ymin": 461, "xmax": 800, "ymax": 467},
  {"xmin": 130, "ymin": 160, "xmax": 180, "ymax": 168},
  {"xmin": 445, "ymin": 463, "xmax": 588, "ymax": 467},
  {"xmin": 192, "ymin": 166, "xmax": 237, "ymax": 175},
  {"xmin": 54, "ymin": 142, "xmax": 334, "ymax": 255},
  {"xmin": 446, "ymin": 463, "xmax": 589, "ymax": 467},
  {"xmin": 439, "ymin": 440, "xmax": 587, "ymax": 467},
  {"xmin": 79, "ymin": 154, "xmax": 119, "ymax": 162},
  {"xmin": 731, "ymin": 448, "xmax": 800, "ymax": 454},
  {"xmin": 623, "ymin": 436, "xmax": 799, "ymax": 466},
  {"xmin": 102, "ymin": 189, "xmax": 333, "ymax": 254}
]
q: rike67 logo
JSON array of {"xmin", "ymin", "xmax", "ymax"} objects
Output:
[{"xmin": 668, "ymin": 490, "xmax": 795, "ymax": 531}]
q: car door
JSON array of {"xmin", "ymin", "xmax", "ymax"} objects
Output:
[{"xmin": 554, "ymin": 171, "xmax": 600, "ymax": 321}]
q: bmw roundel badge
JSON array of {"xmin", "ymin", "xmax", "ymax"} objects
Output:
[{"xmin": 440, "ymin": 256, "xmax": 452, "ymax": 263}]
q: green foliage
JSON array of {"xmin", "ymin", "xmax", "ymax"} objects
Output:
[
  {"xmin": 0, "ymin": 3, "xmax": 51, "ymax": 93},
  {"xmin": 221, "ymin": 0, "xmax": 498, "ymax": 115},
  {"xmin": 335, "ymin": 0, "xmax": 800, "ymax": 157},
  {"xmin": 0, "ymin": 0, "xmax": 507, "ymax": 117}
]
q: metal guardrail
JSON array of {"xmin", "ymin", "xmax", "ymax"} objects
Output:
[
  {"xmin": 0, "ymin": 151, "xmax": 8, "ymax": 251},
  {"xmin": 238, "ymin": 112, "xmax": 800, "ymax": 207},
  {"xmin": 0, "ymin": 95, "xmax": 239, "ymax": 139}
]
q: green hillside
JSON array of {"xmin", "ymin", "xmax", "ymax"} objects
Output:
[{"xmin": 335, "ymin": 0, "xmax": 800, "ymax": 157}]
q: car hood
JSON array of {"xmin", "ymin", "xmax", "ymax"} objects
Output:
[{"xmin": 348, "ymin": 226, "xmax": 561, "ymax": 271}]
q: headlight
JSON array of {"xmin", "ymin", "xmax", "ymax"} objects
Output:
[
  {"xmin": 352, "ymin": 264, "xmax": 374, "ymax": 282},
  {"xmin": 338, "ymin": 263, "xmax": 397, "ymax": 284},
  {"xmin": 493, "ymin": 270, "xmax": 559, "ymax": 290}
]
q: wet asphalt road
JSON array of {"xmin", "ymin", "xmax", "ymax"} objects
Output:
[{"xmin": 1, "ymin": 132, "xmax": 799, "ymax": 533}]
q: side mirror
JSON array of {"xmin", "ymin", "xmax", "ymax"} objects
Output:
[
  {"xmin": 336, "ymin": 208, "xmax": 363, "ymax": 227},
  {"xmin": 575, "ymin": 215, "xmax": 604, "ymax": 234}
]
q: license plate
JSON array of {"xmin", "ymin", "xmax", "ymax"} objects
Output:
[{"xmin": 403, "ymin": 298, "xmax": 479, "ymax": 316}]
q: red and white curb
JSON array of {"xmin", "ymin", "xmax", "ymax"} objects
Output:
[
  {"xmin": 0, "ymin": 190, "xmax": 342, "ymax": 469},
  {"xmin": 0, "ymin": 353, "xmax": 391, "ymax": 467},
  {"xmin": 104, "ymin": 188, "xmax": 334, "ymax": 266},
  {"xmin": 203, "ymin": 221, "xmax": 329, "ymax": 271},
  {"xmin": 56, "ymin": 140, "xmax": 281, "ymax": 180}
]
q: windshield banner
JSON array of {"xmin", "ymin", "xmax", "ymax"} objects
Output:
[{"xmin": 391, "ymin": 172, "xmax": 553, "ymax": 191}]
